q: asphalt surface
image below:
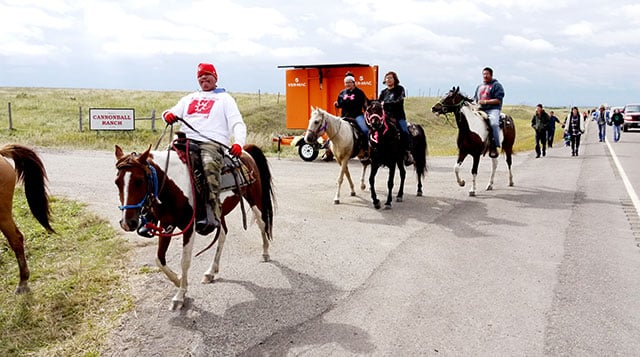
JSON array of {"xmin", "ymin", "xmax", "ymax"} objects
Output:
[{"xmin": 37, "ymin": 123, "xmax": 640, "ymax": 356}]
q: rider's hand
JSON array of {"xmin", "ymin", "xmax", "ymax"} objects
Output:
[
  {"xmin": 163, "ymin": 111, "xmax": 178, "ymax": 124},
  {"xmin": 229, "ymin": 143, "xmax": 242, "ymax": 157}
]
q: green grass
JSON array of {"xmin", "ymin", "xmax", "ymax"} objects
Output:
[
  {"xmin": 0, "ymin": 188, "xmax": 131, "ymax": 356},
  {"xmin": 0, "ymin": 87, "xmax": 574, "ymax": 157}
]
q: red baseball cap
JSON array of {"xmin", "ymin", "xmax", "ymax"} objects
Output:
[{"xmin": 197, "ymin": 63, "xmax": 217, "ymax": 79}]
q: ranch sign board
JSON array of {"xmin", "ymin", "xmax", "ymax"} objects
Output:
[{"xmin": 89, "ymin": 108, "xmax": 135, "ymax": 130}]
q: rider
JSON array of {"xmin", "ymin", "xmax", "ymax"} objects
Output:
[
  {"xmin": 378, "ymin": 71, "xmax": 414, "ymax": 166},
  {"xmin": 474, "ymin": 67, "xmax": 505, "ymax": 158},
  {"xmin": 162, "ymin": 62, "xmax": 247, "ymax": 235},
  {"xmin": 334, "ymin": 72, "xmax": 369, "ymax": 159}
]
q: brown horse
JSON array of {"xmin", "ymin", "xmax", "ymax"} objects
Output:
[
  {"xmin": 114, "ymin": 144, "xmax": 274, "ymax": 309},
  {"xmin": 431, "ymin": 86, "xmax": 515, "ymax": 196},
  {"xmin": 0, "ymin": 144, "xmax": 54, "ymax": 294}
]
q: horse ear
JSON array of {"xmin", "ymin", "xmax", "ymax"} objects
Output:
[
  {"xmin": 455, "ymin": 86, "xmax": 459, "ymax": 93},
  {"xmin": 115, "ymin": 145, "xmax": 124, "ymax": 159},
  {"xmin": 138, "ymin": 145, "xmax": 152, "ymax": 163}
]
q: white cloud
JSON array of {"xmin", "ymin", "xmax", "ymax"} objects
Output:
[{"xmin": 501, "ymin": 35, "xmax": 556, "ymax": 52}]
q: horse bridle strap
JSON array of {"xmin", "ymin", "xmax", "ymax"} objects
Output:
[{"xmin": 117, "ymin": 161, "xmax": 159, "ymax": 211}]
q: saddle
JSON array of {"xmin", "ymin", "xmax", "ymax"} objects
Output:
[{"xmin": 171, "ymin": 135, "xmax": 255, "ymax": 193}]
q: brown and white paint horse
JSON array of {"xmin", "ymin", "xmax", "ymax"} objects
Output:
[
  {"xmin": 115, "ymin": 144, "xmax": 274, "ymax": 309},
  {"xmin": 432, "ymin": 86, "xmax": 515, "ymax": 196},
  {"xmin": 0, "ymin": 144, "xmax": 54, "ymax": 294}
]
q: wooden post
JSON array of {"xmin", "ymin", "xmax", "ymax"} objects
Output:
[
  {"xmin": 79, "ymin": 106, "xmax": 83, "ymax": 132},
  {"xmin": 151, "ymin": 109, "xmax": 156, "ymax": 132},
  {"xmin": 8, "ymin": 102, "xmax": 13, "ymax": 130},
  {"xmin": 258, "ymin": 89, "xmax": 261, "ymax": 109}
]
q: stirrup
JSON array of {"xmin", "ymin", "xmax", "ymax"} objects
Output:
[
  {"xmin": 404, "ymin": 151, "xmax": 414, "ymax": 166},
  {"xmin": 196, "ymin": 203, "xmax": 219, "ymax": 235}
]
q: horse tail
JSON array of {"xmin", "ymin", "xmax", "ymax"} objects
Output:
[
  {"xmin": 0, "ymin": 144, "xmax": 55, "ymax": 233},
  {"xmin": 244, "ymin": 144, "xmax": 275, "ymax": 239},
  {"xmin": 411, "ymin": 124, "xmax": 428, "ymax": 180}
]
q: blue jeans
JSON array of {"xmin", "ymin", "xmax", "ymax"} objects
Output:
[
  {"xmin": 598, "ymin": 123, "xmax": 606, "ymax": 141},
  {"xmin": 486, "ymin": 109, "xmax": 501, "ymax": 147},
  {"xmin": 613, "ymin": 124, "xmax": 621, "ymax": 142},
  {"xmin": 354, "ymin": 114, "xmax": 369, "ymax": 137},
  {"xmin": 398, "ymin": 118, "xmax": 410, "ymax": 147}
]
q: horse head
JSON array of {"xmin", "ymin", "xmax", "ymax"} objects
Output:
[
  {"xmin": 365, "ymin": 100, "xmax": 386, "ymax": 131},
  {"xmin": 431, "ymin": 86, "xmax": 472, "ymax": 115},
  {"xmin": 304, "ymin": 106, "xmax": 328, "ymax": 144},
  {"xmin": 114, "ymin": 145, "xmax": 157, "ymax": 232}
]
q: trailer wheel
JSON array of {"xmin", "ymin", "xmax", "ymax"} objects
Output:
[{"xmin": 298, "ymin": 143, "xmax": 319, "ymax": 161}]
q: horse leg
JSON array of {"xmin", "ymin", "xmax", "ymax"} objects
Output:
[
  {"xmin": 384, "ymin": 164, "xmax": 396, "ymax": 209},
  {"xmin": 1, "ymin": 218, "xmax": 30, "ymax": 294},
  {"xmin": 359, "ymin": 162, "xmax": 369, "ymax": 191},
  {"xmin": 168, "ymin": 232, "xmax": 195, "ymax": 310},
  {"xmin": 469, "ymin": 155, "xmax": 481, "ymax": 196},
  {"xmin": 202, "ymin": 228, "xmax": 227, "ymax": 283},
  {"xmin": 369, "ymin": 164, "xmax": 381, "ymax": 209},
  {"xmin": 342, "ymin": 161, "xmax": 357, "ymax": 197},
  {"xmin": 486, "ymin": 157, "xmax": 498, "ymax": 191},
  {"xmin": 455, "ymin": 152, "xmax": 468, "ymax": 187},
  {"xmin": 396, "ymin": 161, "xmax": 406, "ymax": 202},
  {"xmin": 250, "ymin": 205, "xmax": 271, "ymax": 262},
  {"xmin": 334, "ymin": 159, "xmax": 349, "ymax": 204},
  {"xmin": 506, "ymin": 150, "xmax": 514, "ymax": 187}
]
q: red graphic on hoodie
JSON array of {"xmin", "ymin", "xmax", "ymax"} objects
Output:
[
  {"xmin": 187, "ymin": 99, "xmax": 215, "ymax": 115},
  {"xmin": 478, "ymin": 84, "xmax": 492, "ymax": 101}
]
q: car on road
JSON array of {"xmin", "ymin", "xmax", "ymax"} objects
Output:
[{"xmin": 622, "ymin": 103, "xmax": 640, "ymax": 131}]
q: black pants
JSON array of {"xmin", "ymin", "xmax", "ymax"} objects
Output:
[
  {"xmin": 547, "ymin": 129, "xmax": 555, "ymax": 147},
  {"xmin": 570, "ymin": 135, "xmax": 581, "ymax": 154},
  {"xmin": 534, "ymin": 130, "xmax": 547, "ymax": 156}
]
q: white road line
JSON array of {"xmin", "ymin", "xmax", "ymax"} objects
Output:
[{"xmin": 606, "ymin": 139, "xmax": 640, "ymax": 218}]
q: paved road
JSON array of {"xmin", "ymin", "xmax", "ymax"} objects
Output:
[{"xmin": 38, "ymin": 126, "xmax": 640, "ymax": 356}]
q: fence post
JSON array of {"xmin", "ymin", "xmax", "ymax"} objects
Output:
[
  {"xmin": 79, "ymin": 106, "xmax": 83, "ymax": 132},
  {"xmin": 151, "ymin": 109, "xmax": 156, "ymax": 132},
  {"xmin": 8, "ymin": 102, "xmax": 13, "ymax": 130}
]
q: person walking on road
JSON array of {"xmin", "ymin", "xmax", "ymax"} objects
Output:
[
  {"xmin": 531, "ymin": 104, "xmax": 550, "ymax": 158},
  {"xmin": 594, "ymin": 105, "xmax": 609, "ymax": 142},
  {"xmin": 563, "ymin": 106, "xmax": 584, "ymax": 156},
  {"xmin": 547, "ymin": 110, "xmax": 561, "ymax": 148},
  {"xmin": 610, "ymin": 108, "xmax": 624, "ymax": 142}
]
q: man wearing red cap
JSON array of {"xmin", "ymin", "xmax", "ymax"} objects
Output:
[{"xmin": 162, "ymin": 62, "xmax": 247, "ymax": 234}]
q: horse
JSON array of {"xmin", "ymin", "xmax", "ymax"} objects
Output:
[
  {"xmin": 304, "ymin": 107, "xmax": 370, "ymax": 204},
  {"xmin": 0, "ymin": 144, "xmax": 55, "ymax": 294},
  {"xmin": 114, "ymin": 143, "xmax": 274, "ymax": 310},
  {"xmin": 364, "ymin": 100, "xmax": 428, "ymax": 209},
  {"xmin": 431, "ymin": 86, "xmax": 515, "ymax": 196}
]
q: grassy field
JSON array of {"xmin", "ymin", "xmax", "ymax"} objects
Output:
[
  {"xmin": 0, "ymin": 87, "xmax": 572, "ymax": 157},
  {"xmin": 0, "ymin": 87, "xmax": 572, "ymax": 355}
]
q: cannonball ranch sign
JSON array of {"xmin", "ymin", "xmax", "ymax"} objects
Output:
[{"xmin": 89, "ymin": 108, "xmax": 135, "ymax": 130}]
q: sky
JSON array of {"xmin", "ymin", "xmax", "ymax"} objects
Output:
[{"xmin": 1, "ymin": 0, "xmax": 639, "ymax": 107}]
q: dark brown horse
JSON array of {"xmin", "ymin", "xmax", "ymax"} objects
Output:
[
  {"xmin": 115, "ymin": 144, "xmax": 274, "ymax": 309},
  {"xmin": 0, "ymin": 144, "xmax": 54, "ymax": 294},
  {"xmin": 431, "ymin": 86, "xmax": 515, "ymax": 196},
  {"xmin": 365, "ymin": 100, "xmax": 428, "ymax": 209}
]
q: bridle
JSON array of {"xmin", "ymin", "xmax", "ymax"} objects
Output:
[
  {"xmin": 116, "ymin": 157, "xmax": 159, "ymax": 212},
  {"xmin": 306, "ymin": 110, "xmax": 341, "ymax": 142}
]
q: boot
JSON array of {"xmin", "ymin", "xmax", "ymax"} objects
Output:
[
  {"xmin": 404, "ymin": 150, "xmax": 414, "ymax": 166},
  {"xmin": 136, "ymin": 213, "xmax": 156, "ymax": 238},
  {"xmin": 196, "ymin": 201, "xmax": 219, "ymax": 235},
  {"xmin": 489, "ymin": 144, "xmax": 499, "ymax": 158}
]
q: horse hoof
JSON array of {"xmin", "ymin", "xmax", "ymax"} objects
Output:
[
  {"xmin": 333, "ymin": 199, "xmax": 340, "ymax": 204},
  {"xmin": 171, "ymin": 300, "xmax": 183, "ymax": 310},
  {"xmin": 486, "ymin": 185, "xmax": 493, "ymax": 191},
  {"xmin": 201, "ymin": 274, "xmax": 215, "ymax": 284},
  {"xmin": 396, "ymin": 196, "xmax": 403, "ymax": 202},
  {"xmin": 373, "ymin": 201, "xmax": 381, "ymax": 209},
  {"xmin": 417, "ymin": 191, "xmax": 423, "ymax": 197},
  {"xmin": 360, "ymin": 184, "xmax": 366, "ymax": 190},
  {"xmin": 14, "ymin": 285, "xmax": 30, "ymax": 295},
  {"xmin": 262, "ymin": 254, "xmax": 271, "ymax": 262},
  {"xmin": 509, "ymin": 182, "xmax": 514, "ymax": 187},
  {"xmin": 384, "ymin": 204, "xmax": 392, "ymax": 210},
  {"xmin": 468, "ymin": 191, "xmax": 476, "ymax": 197},
  {"xmin": 350, "ymin": 192, "xmax": 356, "ymax": 197},
  {"xmin": 459, "ymin": 180, "xmax": 466, "ymax": 187}
]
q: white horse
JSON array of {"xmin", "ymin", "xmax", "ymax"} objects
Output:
[{"xmin": 304, "ymin": 107, "xmax": 369, "ymax": 204}]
